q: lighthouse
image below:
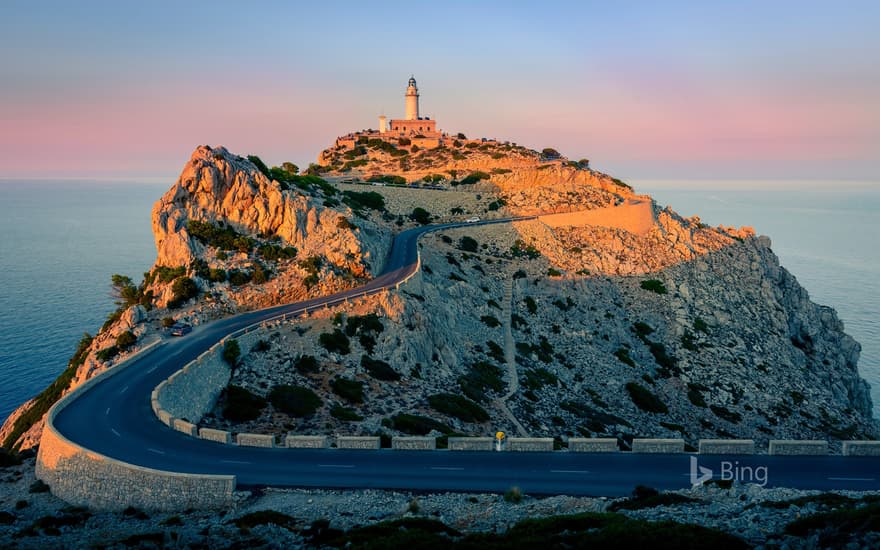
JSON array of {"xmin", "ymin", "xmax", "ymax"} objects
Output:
[{"xmin": 405, "ymin": 76, "xmax": 419, "ymax": 120}]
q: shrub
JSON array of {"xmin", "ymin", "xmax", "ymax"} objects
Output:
[
  {"xmin": 459, "ymin": 236, "xmax": 478, "ymax": 252},
  {"xmin": 115, "ymin": 331, "xmax": 137, "ymax": 351},
  {"xmin": 510, "ymin": 239, "xmax": 540, "ymax": 259},
  {"xmin": 96, "ymin": 346, "xmax": 120, "ymax": 362},
  {"xmin": 294, "ymin": 355, "xmax": 320, "ymax": 374},
  {"xmin": 625, "ymin": 382, "xmax": 668, "ymax": 414},
  {"xmin": 710, "ymin": 404, "xmax": 742, "ymax": 424},
  {"xmin": 168, "ymin": 277, "xmax": 198, "ymax": 308},
  {"xmin": 344, "ymin": 313, "xmax": 384, "ymax": 336},
  {"xmin": 232, "ymin": 510, "xmax": 296, "ymax": 531},
  {"xmin": 608, "ymin": 486, "xmax": 698, "ymax": 511},
  {"xmin": 632, "ymin": 322, "xmax": 654, "ymax": 338},
  {"xmin": 390, "ymin": 414, "xmax": 452, "ymax": 435},
  {"xmin": 522, "ymin": 367, "xmax": 558, "ymax": 390},
  {"xmin": 269, "ymin": 385, "xmax": 322, "ymax": 417},
  {"xmin": 257, "ymin": 243, "xmax": 297, "ymax": 262},
  {"xmin": 222, "ymin": 339, "xmax": 241, "ymax": 367},
  {"xmin": 186, "ymin": 220, "xmax": 255, "ymax": 252},
  {"xmin": 319, "ymin": 329, "xmax": 351, "ymax": 355},
  {"xmin": 523, "ymin": 297, "xmax": 538, "ymax": 314},
  {"xmin": 693, "ymin": 317, "xmax": 710, "ymax": 333},
  {"xmin": 252, "ymin": 339, "xmax": 271, "ymax": 353},
  {"xmin": 330, "ymin": 405, "xmax": 363, "ymax": 422},
  {"xmin": 161, "ymin": 316, "xmax": 176, "ymax": 328},
  {"xmin": 152, "ymin": 266, "xmax": 186, "ymax": 284},
  {"xmin": 504, "ymin": 486, "xmax": 524, "ymax": 503},
  {"xmin": 513, "ymin": 269, "xmax": 527, "ymax": 279},
  {"xmin": 459, "ymin": 171, "xmax": 489, "ymax": 185},
  {"xmin": 331, "ymin": 377, "xmax": 364, "ymax": 403},
  {"xmin": 222, "ymin": 385, "xmax": 266, "ymax": 421},
  {"xmin": 208, "ymin": 268, "xmax": 227, "ymax": 283},
  {"xmin": 614, "ymin": 348, "xmax": 635, "ymax": 367},
  {"xmin": 228, "ymin": 269, "xmax": 252, "ymax": 286},
  {"xmin": 337, "ymin": 216, "xmax": 357, "ymax": 230},
  {"xmin": 427, "ymin": 393, "xmax": 490, "ymax": 423},
  {"xmin": 480, "ymin": 315, "xmax": 501, "ymax": 328},
  {"xmin": 410, "ymin": 207, "xmax": 431, "ymax": 225},
  {"xmin": 458, "ymin": 361, "xmax": 504, "ymax": 401},
  {"xmin": 29, "ymin": 480, "xmax": 50, "ymax": 493},
  {"xmin": 361, "ymin": 355, "xmax": 400, "ymax": 381},
  {"xmin": 640, "ymin": 279, "xmax": 668, "ymax": 295},
  {"xmin": 342, "ymin": 190, "xmax": 385, "ymax": 211},
  {"xmin": 687, "ymin": 383, "xmax": 707, "ymax": 408},
  {"xmin": 547, "ymin": 267, "xmax": 562, "ymax": 277}
]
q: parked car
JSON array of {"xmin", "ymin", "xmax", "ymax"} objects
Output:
[
  {"xmin": 170, "ymin": 323, "xmax": 192, "ymax": 337},
  {"xmin": 465, "ymin": 216, "xmax": 481, "ymax": 223}
]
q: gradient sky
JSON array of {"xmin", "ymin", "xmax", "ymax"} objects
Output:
[{"xmin": 1, "ymin": 1, "xmax": 878, "ymax": 181}]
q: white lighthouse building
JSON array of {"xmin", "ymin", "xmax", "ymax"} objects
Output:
[{"xmin": 385, "ymin": 76, "xmax": 439, "ymax": 137}]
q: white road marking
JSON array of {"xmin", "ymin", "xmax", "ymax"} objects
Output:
[
  {"xmin": 111, "ymin": 428, "xmax": 121, "ymax": 437},
  {"xmin": 105, "ymin": 407, "xmax": 110, "ymax": 416},
  {"xmin": 119, "ymin": 385, "xmax": 129, "ymax": 394},
  {"xmin": 220, "ymin": 460, "xmax": 251, "ymax": 465},
  {"xmin": 147, "ymin": 366, "xmax": 158, "ymax": 373},
  {"xmin": 828, "ymin": 477, "xmax": 875, "ymax": 482},
  {"xmin": 550, "ymin": 470, "xmax": 590, "ymax": 474},
  {"xmin": 318, "ymin": 464, "xmax": 355, "ymax": 469},
  {"xmin": 147, "ymin": 448, "xmax": 165, "ymax": 455},
  {"xmin": 430, "ymin": 467, "xmax": 464, "ymax": 471}
]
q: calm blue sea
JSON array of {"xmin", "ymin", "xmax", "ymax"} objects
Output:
[{"xmin": 0, "ymin": 179, "xmax": 877, "ymax": 422}]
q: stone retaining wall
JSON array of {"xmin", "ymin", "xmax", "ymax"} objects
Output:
[
  {"xmin": 631, "ymin": 438, "xmax": 684, "ymax": 453},
  {"xmin": 842, "ymin": 441, "xmax": 880, "ymax": 456},
  {"xmin": 286, "ymin": 435, "xmax": 329, "ymax": 449},
  {"xmin": 237, "ymin": 433, "xmax": 275, "ymax": 448},
  {"xmin": 172, "ymin": 419, "xmax": 198, "ymax": 437},
  {"xmin": 199, "ymin": 428, "xmax": 232, "ymax": 445},
  {"xmin": 507, "ymin": 437, "xmax": 554, "ymax": 452},
  {"xmin": 392, "ymin": 436, "xmax": 436, "ymax": 450},
  {"xmin": 569, "ymin": 438, "xmax": 618, "ymax": 452},
  {"xmin": 698, "ymin": 439, "xmax": 755, "ymax": 455},
  {"xmin": 337, "ymin": 436, "xmax": 380, "ymax": 449},
  {"xmin": 769, "ymin": 440, "xmax": 827, "ymax": 456},
  {"xmin": 448, "ymin": 437, "xmax": 495, "ymax": 451},
  {"xmin": 36, "ymin": 340, "xmax": 236, "ymax": 511}
]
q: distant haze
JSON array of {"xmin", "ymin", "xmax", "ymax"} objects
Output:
[{"xmin": 1, "ymin": 1, "xmax": 878, "ymax": 182}]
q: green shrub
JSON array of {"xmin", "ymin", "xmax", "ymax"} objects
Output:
[
  {"xmin": 608, "ymin": 486, "xmax": 698, "ymax": 511},
  {"xmin": 222, "ymin": 339, "xmax": 241, "ymax": 367},
  {"xmin": 710, "ymin": 404, "xmax": 742, "ymax": 424},
  {"xmin": 257, "ymin": 243, "xmax": 297, "ymax": 261},
  {"xmin": 246, "ymin": 155, "xmax": 271, "ymax": 177},
  {"xmin": 269, "ymin": 385, "xmax": 322, "ymax": 417},
  {"xmin": 511, "ymin": 239, "xmax": 540, "ymax": 259},
  {"xmin": 625, "ymin": 382, "xmax": 668, "ymax": 414},
  {"xmin": 614, "ymin": 348, "xmax": 635, "ymax": 367},
  {"xmin": 459, "ymin": 171, "xmax": 490, "ymax": 185},
  {"xmin": 361, "ymin": 355, "xmax": 399, "ymax": 381},
  {"xmin": 187, "ymin": 220, "xmax": 255, "ymax": 252},
  {"xmin": 294, "ymin": 355, "xmax": 319, "ymax": 374},
  {"xmin": 168, "ymin": 277, "xmax": 198, "ymax": 308},
  {"xmin": 687, "ymin": 383, "xmax": 707, "ymax": 408},
  {"xmin": 222, "ymin": 385, "xmax": 266, "ymax": 421},
  {"xmin": 208, "ymin": 268, "xmax": 227, "ymax": 283},
  {"xmin": 523, "ymin": 296, "xmax": 538, "ymax": 314},
  {"xmin": 458, "ymin": 361, "xmax": 504, "ymax": 401},
  {"xmin": 319, "ymin": 329, "xmax": 351, "ymax": 355},
  {"xmin": 547, "ymin": 267, "xmax": 562, "ymax": 277},
  {"xmin": 342, "ymin": 190, "xmax": 385, "ymax": 211},
  {"xmin": 344, "ymin": 313, "xmax": 384, "ymax": 336},
  {"xmin": 480, "ymin": 315, "xmax": 501, "ymax": 328},
  {"xmin": 331, "ymin": 377, "xmax": 364, "ymax": 403},
  {"xmin": 161, "ymin": 317, "xmax": 176, "ymax": 328},
  {"xmin": 390, "ymin": 414, "xmax": 452, "ymax": 435},
  {"xmin": 96, "ymin": 346, "xmax": 120, "ymax": 362},
  {"xmin": 115, "ymin": 331, "xmax": 137, "ymax": 351},
  {"xmin": 228, "ymin": 269, "xmax": 252, "ymax": 286},
  {"xmin": 330, "ymin": 405, "xmax": 363, "ymax": 422},
  {"xmin": 410, "ymin": 207, "xmax": 431, "ymax": 225},
  {"xmin": 693, "ymin": 318, "xmax": 710, "ymax": 333},
  {"xmin": 522, "ymin": 367, "xmax": 558, "ymax": 390},
  {"xmin": 459, "ymin": 236, "xmax": 478, "ymax": 252},
  {"xmin": 640, "ymin": 279, "xmax": 668, "ymax": 295},
  {"xmin": 427, "ymin": 393, "xmax": 490, "ymax": 423},
  {"xmin": 504, "ymin": 486, "xmax": 524, "ymax": 503},
  {"xmin": 29, "ymin": 480, "xmax": 50, "ymax": 493}
]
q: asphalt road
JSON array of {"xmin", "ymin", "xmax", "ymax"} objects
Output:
[{"xmin": 51, "ymin": 219, "xmax": 880, "ymax": 496}]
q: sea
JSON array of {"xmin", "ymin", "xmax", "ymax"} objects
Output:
[{"xmin": 0, "ymin": 179, "xmax": 877, "ymax": 422}]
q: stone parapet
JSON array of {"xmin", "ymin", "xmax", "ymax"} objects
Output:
[
  {"xmin": 698, "ymin": 439, "xmax": 755, "ymax": 455},
  {"xmin": 285, "ymin": 435, "xmax": 329, "ymax": 449},
  {"xmin": 631, "ymin": 438, "xmax": 684, "ymax": 454},
  {"xmin": 337, "ymin": 436, "xmax": 381, "ymax": 450},
  {"xmin": 568, "ymin": 438, "xmax": 618, "ymax": 453},
  {"xmin": 842, "ymin": 441, "xmax": 880, "ymax": 456},
  {"xmin": 236, "ymin": 433, "xmax": 275, "ymax": 448},
  {"xmin": 769, "ymin": 440, "xmax": 827, "ymax": 456},
  {"xmin": 172, "ymin": 419, "xmax": 198, "ymax": 437},
  {"xmin": 507, "ymin": 437, "xmax": 554, "ymax": 452},
  {"xmin": 199, "ymin": 428, "xmax": 232, "ymax": 445},
  {"xmin": 447, "ymin": 437, "xmax": 495, "ymax": 451},
  {"xmin": 392, "ymin": 437, "xmax": 436, "ymax": 450}
]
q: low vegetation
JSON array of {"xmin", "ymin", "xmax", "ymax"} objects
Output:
[
  {"xmin": 427, "ymin": 393, "xmax": 490, "ymax": 423},
  {"xmin": 361, "ymin": 355, "xmax": 400, "ymax": 381},
  {"xmin": 268, "ymin": 385, "xmax": 322, "ymax": 417},
  {"xmin": 625, "ymin": 382, "xmax": 668, "ymax": 414},
  {"xmin": 640, "ymin": 279, "xmax": 668, "ymax": 295},
  {"xmin": 389, "ymin": 413, "xmax": 452, "ymax": 435},
  {"xmin": 222, "ymin": 385, "xmax": 266, "ymax": 421}
]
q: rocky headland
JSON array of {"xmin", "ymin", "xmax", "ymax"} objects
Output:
[{"xmin": 0, "ymin": 134, "xmax": 877, "ymax": 546}]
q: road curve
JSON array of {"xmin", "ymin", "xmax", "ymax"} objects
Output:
[{"xmin": 50, "ymin": 218, "xmax": 880, "ymax": 497}]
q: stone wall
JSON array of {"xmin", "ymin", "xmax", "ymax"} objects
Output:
[
  {"xmin": 506, "ymin": 437, "xmax": 554, "ymax": 452},
  {"xmin": 698, "ymin": 439, "xmax": 755, "ymax": 455},
  {"xmin": 448, "ymin": 437, "xmax": 495, "ymax": 451},
  {"xmin": 842, "ymin": 441, "xmax": 880, "ymax": 456},
  {"xmin": 391, "ymin": 436, "xmax": 435, "ymax": 450},
  {"xmin": 286, "ymin": 435, "xmax": 329, "ymax": 449},
  {"xmin": 569, "ymin": 438, "xmax": 618, "ymax": 453},
  {"xmin": 337, "ymin": 436, "xmax": 380, "ymax": 449},
  {"xmin": 769, "ymin": 440, "xmax": 827, "ymax": 456},
  {"xmin": 36, "ymin": 345, "xmax": 235, "ymax": 512},
  {"xmin": 631, "ymin": 438, "xmax": 684, "ymax": 454},
  {"xmin": 236, "ymin": 433, "xmax": 275, "ymax": 448}
]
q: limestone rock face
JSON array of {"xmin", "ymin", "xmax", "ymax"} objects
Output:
[{"xmin": 152, "ymin": 146, "xmax": 387, "ymax": 278}]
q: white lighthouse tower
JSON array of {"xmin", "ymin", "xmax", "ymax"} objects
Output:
[{"xmin": 405, "ymin": 75, "xmax": 419, "ymax": 120}]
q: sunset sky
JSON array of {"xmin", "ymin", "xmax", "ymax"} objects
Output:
[{"xmin": 1, "ymin": 1, "xmax": 878, "ymax": 181}]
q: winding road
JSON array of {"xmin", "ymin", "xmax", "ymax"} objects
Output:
[{"xmin": 49, "ymin": 218, "xmax": 880, "ymax": 497}]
